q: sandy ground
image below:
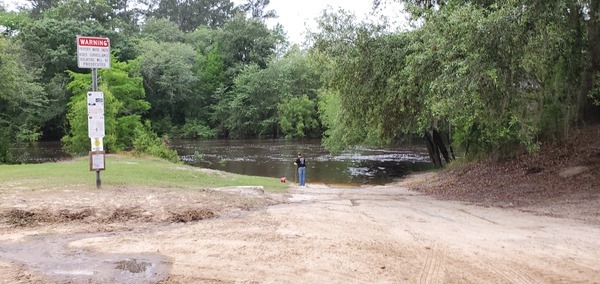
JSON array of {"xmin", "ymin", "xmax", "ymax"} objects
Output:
[{"xmin": 0, "ymin": 179, "xmax": 598, "ymax": 283}]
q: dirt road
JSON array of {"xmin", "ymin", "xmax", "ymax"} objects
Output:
[{"xmin": 0, "ymin": 182, "xmax": 599, "ymax": 283}]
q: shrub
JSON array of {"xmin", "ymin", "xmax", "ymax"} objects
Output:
[{"xmin": 132, "ymin": 121, "xmax": 179, "ymax": 163}]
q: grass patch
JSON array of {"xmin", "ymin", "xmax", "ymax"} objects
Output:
[{"xmin": 0, "ymin": 154, "xmax": 289, "ymax": 192}]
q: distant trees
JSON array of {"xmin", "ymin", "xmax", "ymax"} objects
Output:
[
  {"xmin": 0, "ymin": 37, "xmax": 44, "ymax": 163},
  {"xmin": 216, "ymin": 47, "xmax": 320, "ymax": 138},
  {"xmin": 137, "ymin": 41, "xmax": 198, "ymax": 134},
  {"xmin": 146, "ymin": 0, "xmax": 236, "ymax": 31},
  {"xmin": 1, "ymin": 0, "xmax": 598, "ymax": 167},
  {"xmin": 0, "ymin": 0, "xmax": 328, "ymax": 162},
  {"xmin": 238, "ymin": 0, "xmax": 277, "ymax": 20}
]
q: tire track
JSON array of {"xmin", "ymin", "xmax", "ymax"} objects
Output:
[
  {"xmin": 477, "ymin": 258, "xmax": 540, "ymax": 284},
  {"xmin": 419, "ymin": 243, "xmax": 445, "ymax": 284}
]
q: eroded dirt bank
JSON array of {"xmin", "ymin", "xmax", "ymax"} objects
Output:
[
  {"xmin": 0, "ymin": 182, "xmax": 598, "ymax": 283},
  {"xmin": 411, "ymin": 124, "xmax": 600, "ymax": 226}
]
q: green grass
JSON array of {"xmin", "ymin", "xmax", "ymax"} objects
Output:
[{"xmin": 0, "ymin": 154, "xmax": 289, "ymax": 192}]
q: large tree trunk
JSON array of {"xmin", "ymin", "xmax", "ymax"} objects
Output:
[
  {"xmin": 432, "ymin": 129, "xmax": 451, "ymax": 163},
  {"xmin": 425, "ymin": 128, "xmax": 454, "ymax": 168},
  {"xmin": 424, "ymin": 131, "xmax": 442, "ymax": 168}
]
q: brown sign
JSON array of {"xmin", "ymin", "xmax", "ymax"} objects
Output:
[{"xmin": 89, "ymin": 151, "xmax": 106, "ymax": 171}]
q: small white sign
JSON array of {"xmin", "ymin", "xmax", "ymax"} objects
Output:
[
  {"xmin": 77, "ymin": 36, "xmax": 110, "ymax": 69},
  {"xmin": 87, "ymin": 92, "xmax": 105, "ymax": 139},
  {"xmin": 87, "ymin": 92, "xmax": 104, "ymax": 113},
  {"xmin": 90, "ymin": 151, "xmax": 105, "ymax": 171}
]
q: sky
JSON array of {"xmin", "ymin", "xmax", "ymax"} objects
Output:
[
  {"xmin": 259, "ymin": 0, "xmax": 408, "ymax": 44},
  {"xmin": 3, "ymin": 0, "xmax": 408, "ymax": 44}
]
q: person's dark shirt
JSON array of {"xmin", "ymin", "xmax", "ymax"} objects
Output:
[{"xmin": 296, "ymin": 157, "xmax": 306, "ymax": 167}]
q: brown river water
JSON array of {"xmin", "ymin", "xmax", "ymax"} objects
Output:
[
  {"xmin": 172, "ymin": 139, "xmax": 433, "ymax": 185},
  {"xmin": 18, "ymin": 139, "xmax": 433, "ymax": 185}
]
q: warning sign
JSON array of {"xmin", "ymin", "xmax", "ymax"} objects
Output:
[{"xmin": 77, "ymin": 36, "xmax": 110, "ymax": 69}]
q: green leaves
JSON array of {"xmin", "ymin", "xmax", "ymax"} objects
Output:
[
  {"xmin": 0, "ymin": 9, "xmax": 31, "ymax": 37},
  {"xmin": 310, "ymin": 0, "xmax": 591, "ymax": 158},
  {"xmin": 140, "ymin": 17, "xmax": 186, "ymax": 43},
  {"xmin": 5, "ymin": 0, "xmax": 596, "ymax": 164},
  {"xmin": 137, "ymin": 40, "xmax": 198, "ymax": 133},
  {"xmin": 278, "ymin": 95, "xmax": 318, "ymax": 139},
  {"xmin": 149, "ymin": 0, "xmax": 235, "ymax": 32},
  {"xmin": 214, "ymin": 47, "xmax": 321, "ymax": 139},
  {"xmin": 0, "ymin": 37, "xmax": 45, "ymax": 163},
  {"xmin": 215, "ymin": 15, "xmax": 276, "ymax": 69},
  {"xmin": 62, "ymin": 57, "xmax": 150, "ymax": 155},
  {"xmin": 311, "ymin": 11, "xmax": 414, "ymax": 150}
]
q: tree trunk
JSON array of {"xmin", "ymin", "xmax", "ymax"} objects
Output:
[
  {"xmin": 424, "ymin": 131, "xmax": 442, "ymax": 168},
  {"xmin": 433, "ymin": 129, "xmax": 451, "ymax": 163},
  {"xmin": 446, "ymin": 124, "xmax": 456, "ymax": 160},
  {"xmin": 424, "ymin": 125, "xmax": 455, "ymax": 168}
]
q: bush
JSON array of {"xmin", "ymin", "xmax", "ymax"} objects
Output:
[
  {"xmin": 132, "ymin": 121, "xmax": 179, "ymax": 163},
  {"xmin": 538, "ymin": 103, "xmax": 569, "ymax": 143},
  {"xmin": 175, "ymin": 120, "xmax": 216, "ymax": 139}
]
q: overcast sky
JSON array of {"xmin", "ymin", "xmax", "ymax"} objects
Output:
[
  {"xmin": 259, "ymin": 0, "xmax": 408, "ymax": 44},
  {"xmin": 3, "ymin": 0, "xmax": 408, "ymax": 44}
]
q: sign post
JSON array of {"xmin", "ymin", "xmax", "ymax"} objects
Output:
[{"xmin": 77, "ymin": 36, "xmax": 110, "ymax": 189}]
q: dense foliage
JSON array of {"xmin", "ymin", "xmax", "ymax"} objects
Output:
[
  {"xmin": 312, "ymin": 0, "xmax": 599, "ymax": 159},
  {"xmin": 0, "ymin": 0, "xmax": 598, "ymax": 165}
]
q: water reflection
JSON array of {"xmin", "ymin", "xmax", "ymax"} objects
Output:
[
  {"xmin": 10, "ymin": 141, "xmax": 72, "ymax": 164},
  {"xmin": 172, "ymin": 139, "xmax": 433, "ymax": 185},
  {"xmin": 17, "ymin": 139, "xmax": 434, "ymax": 185}
]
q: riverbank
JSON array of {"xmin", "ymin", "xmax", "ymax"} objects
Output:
[{"xmin": 406, "ymin": 124, "xmax": 600, "ymax": 225}]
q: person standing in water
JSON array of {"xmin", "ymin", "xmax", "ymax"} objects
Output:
[{"xmin": 294, "ymin": 153, "xmax": 306, "ymax": 186}]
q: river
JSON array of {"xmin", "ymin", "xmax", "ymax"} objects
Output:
[
  {"xmin": 16, "ymin": 139, "xmax": 433, "ymax": 185},
  {"xmin": 172, "ymin": 139, "xmax": 433, "ymax": 185}
]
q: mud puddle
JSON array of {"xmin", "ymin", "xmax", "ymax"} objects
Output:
[{"xmin": 0, "ymin": 231, "xmax": 169, "ymax": 283}]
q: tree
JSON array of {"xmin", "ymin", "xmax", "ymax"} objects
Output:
[
  {"xmin": 219, "ymin": 64, "xmax": 272, "ymax": 138},
  {"xmin": 15, "ymin": 0, "xmax": 141, "ymax": 139},
  {"xmin": 310, "ymin": 10, "xmax": 415, "ymax": 151},
  {"xmin": 36, "ymin": 0, "xmax": 142, "ymax": 36},
  {"xmin": 0, "ymin": 37, "xmax": 45, "ymax": 163},
  {"xmin": 18, "ymin": 18, "xmax": 104, "ymax": 80},
  {"xmin": 15, "ymin": 18, "xmax": 113, "ymax": 140},
  {"xmin": 278, "ymin": 95, "xmax": 318, "ymax": 138},
  {"xmin": 311, "ymin": 1, "xmax": 595, "ymax": 164},
  {"xmin": 0, "ymin": 8, "xmax": 32, "ymax": 37},
  {"xmin": 406, "ymin": 2, "xmax": 588, "ymax": 156},
  {"xmin": 40, "ymin": 0, "xmax": 140, "ymax": 60},
  {"xmin": 217, "ymin": 48, "xmax": 321, "ymax": 138},
  {"xmin": 62, "ymin": 57, "xmax": 150, "ymax": 154},
  {"xmin": 238, "ymin": 0, "xmax": 276, "ymax": 20},
  {"xmin": 191, "ymin": 48, "xmax": 226, "ymax": 124},
  {"xmin": 147, "ymin": 0, "xmax": 235, "ymax": 32},
  {"xmin": 140, "ymin": 17, "xmax": 185, "ymax": 42},
  {"xmin": 137, "ymin": 40, "xmax": 198, "ymax": 134},
  {"xmin": 390, "ymin": 0, "xmax": 598, "ymax": 123},
  {"xmin": 28, "ymin": 0, "xmax": 61, "ymax": 19},
  {"xmin": 215, "ymin": 15, "xmax": 277, "ymax": 70}
]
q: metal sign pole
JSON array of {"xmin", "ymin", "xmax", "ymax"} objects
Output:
[
  {"xmin": 78, "ymin": 36, "xmax": 109, "ymax": 190},
  {"xmin": 92, "ymin": 68, "xmax": 101, "ymax": 189}
]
